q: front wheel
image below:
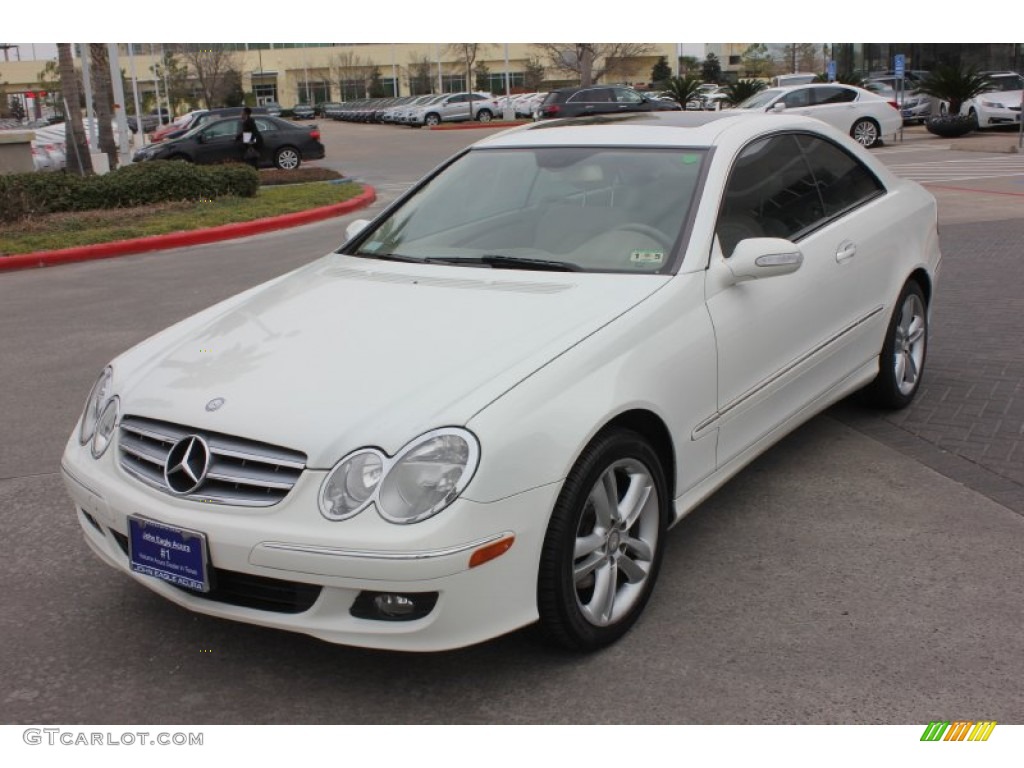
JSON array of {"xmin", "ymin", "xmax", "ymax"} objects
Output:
[
  {"xmin": 863, "ymin": 280, "xmax": 928, "ymax": 409},
  {"xmin": 274, "ymin": 146, "xmax": 301, "ymax": 171},
  {"xmin": 424, "ymin": 113, "xmax": 441, "ymax": 127},
  {"xmin": 851, "ymin": 118, "xmax": 881, "ymax": 148},
  {"xmin": 537, "ymin": 429, "xmax": 668, "ymax": 651}
]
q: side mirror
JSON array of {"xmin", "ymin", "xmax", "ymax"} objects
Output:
[
  {"xmin": 771, "ymin": 102, "xmax": 786, "ymax": 112},
  {"xmin": 196, "ymin": 133, "xmax": 206, "ymax": 143},
  {"xmin": 727, "ymin": 238, "xmax": 803, "ymax": 283},
  {"xmin": 346, "ymin": 219, "xmax": 371, "ymax": 241}
]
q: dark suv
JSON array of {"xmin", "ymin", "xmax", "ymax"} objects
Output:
[{"xmin": 537, "ymin": 86, "xmax": 682, "ymax": 120}]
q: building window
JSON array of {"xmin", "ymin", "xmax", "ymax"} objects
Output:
[
  {"xmin": 729, "ymin": 55, "xmax": 741, "ymax": 65},
  {"xmin": 253, "ymin": 81, "xmax": 278, "ymax": 104},
  {"xmin": 441, "ymin": 74, "xmax": 466, "ymax": 92},
  {"xmin": 484, "ymin": 72, "xmax": 525, "ymax": 94},
  {"xmin": 340, "ymin": 79, "xmax": 366, "ymax": 100},
  {"xmin": 298, "ymin": 81, "xmax": 331, "ymax": 104}
]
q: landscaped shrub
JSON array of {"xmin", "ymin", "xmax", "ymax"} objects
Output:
[
  {"xmin": 0, "ymin": 161, "xmax": 259, "ymax": 223},
  {"xmin": 257, "ymin": 167, "xmax": 344, "ymax": 186}
]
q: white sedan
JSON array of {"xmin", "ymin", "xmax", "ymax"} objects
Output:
[
  {"xmin": 730, "ymin": 83, "xmax": 903, "ymax": 148},
  {"xmin": 962, "ymin": 71, "xmax": 1024, "ymax": 128},
  {"xmin": 62, "ymin": 112, "xmax": 940, "ymax": 652}
]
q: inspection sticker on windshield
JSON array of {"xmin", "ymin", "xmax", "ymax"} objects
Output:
[{"xmin": 630, "ymin": 249, "xmax": 665, "ymax": 265}]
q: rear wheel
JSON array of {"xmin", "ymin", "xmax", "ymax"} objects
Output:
[
  {"xmin": 864, "ymin": 280, "xmax": 928, "ymax": 409},
  {"xmin": 851, "ymin": 118, "xmax": 881, "ymax": 148},
  {"xmin": 537, "ymin": 429, "xmax": 668, "ymax": 651},
  {"xmin": 477, "ymin": 109, "xmax": 493, "ymax": 123},
  {"xmin": 274, "ymin": 146, "xmax": 301, "ymax": 171}
]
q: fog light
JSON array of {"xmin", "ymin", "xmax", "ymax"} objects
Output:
[
  {"xmin": 376, "ymin": 594, "xmax": 415, "ymax": 617},
  {"xmin": 350, "ymin": 591, "xmax": 439, "ymax": 622}
]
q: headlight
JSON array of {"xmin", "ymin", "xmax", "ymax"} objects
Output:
[
  {"xmin": 980, "ymin": 100, "xmax": 1004, "ymax": 108},
  {"xmin": 79, "ymin": 367, "xmax": 114, "ymax": 445},
  {"xmin": 319, "ymin": 428, "xmax": 480, "ymax": 524},
  {"xmin": 90, "ymin": 396, "xmax": 120, "ymax": 458},
  {"xmin": 319, "ymin": 449, "xmax": 385, "ymax": 520}
]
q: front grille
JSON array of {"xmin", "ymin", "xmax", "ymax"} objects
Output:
[
  {"xmin": 118, "ymin": 415, "xmax": 306, "ymax": 507},
  {"xmin": 111, "ymin": 530, "xmax": 322, "ymax": 614}
]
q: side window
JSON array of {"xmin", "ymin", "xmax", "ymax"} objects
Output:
[
  {"xmin": 813, "ymin": 87, "xmax": 857, "ymax": 105},
  {"xmin": 202, "ymin": 119, "xmax": 240, "ymax": 140},
  {"xmin": 614, "ymin": 88, "xmax": 643, "ymax": 104},
  {"xmin": 254, "ymin": 118, "xmax": 277, "ymax": 132},
  {"xmin": 795, "ymin": 135, "xmax": 885, "ymax": 216},
  {"xmin": 782, "ymin": 89, "xmax": 811, "ymax": 108},
  {"xmin": 716, "ymin": 134, "xmax": 824, "ymax": 256},
  {"xmin": 572, "ymin": 89, "xmax": 611, "ymax": 103}
]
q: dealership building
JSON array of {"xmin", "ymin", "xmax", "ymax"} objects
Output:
[{"xmin": 0, "ymin": 43, "xmax": 1020, "ymax": 118}]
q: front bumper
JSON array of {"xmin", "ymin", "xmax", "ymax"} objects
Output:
[{"xmin": 61, "ymin": 437, "xmax": 557, "ymax": 651}]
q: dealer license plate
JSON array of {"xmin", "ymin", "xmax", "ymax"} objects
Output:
[{"xmin": 128, "ymin": 517, "xmax": 210, "ymax": 592}]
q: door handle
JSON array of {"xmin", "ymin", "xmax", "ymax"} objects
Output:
[{"xmin": 836, "ymin": 241, "xmax": 857, "ymax": 262}]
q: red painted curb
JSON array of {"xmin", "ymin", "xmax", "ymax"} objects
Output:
[{"xmin": 0, "ymin": 185, "xmax": 376, "ymax": 273}]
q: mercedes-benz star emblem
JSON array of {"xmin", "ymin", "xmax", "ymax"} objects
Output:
[
  {"xmin": 164, "ymin": 436, "xmax": 211, "ymax": 495},
  {"xmin": 205, "ymin": 397, "xmax": 226, "ymax": 412}
]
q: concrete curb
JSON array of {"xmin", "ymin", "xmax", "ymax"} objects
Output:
[
  {"xmin": 0, "ymin": 185, "xmax": 377, "ymax": 274},
  {"xmin": 427, "ymin": 120, "xmax": 527, "ymax": 131}
]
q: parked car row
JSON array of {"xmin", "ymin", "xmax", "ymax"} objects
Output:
[{"xmin": 324, "ymin": 92, "xmax": 504, "ymax": 127}]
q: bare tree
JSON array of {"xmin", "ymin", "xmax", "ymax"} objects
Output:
[
  {"xmin": 524, "ymin": 56, "xmax": 545, "ymax": 91},
  {"xmin": 534, "ymin": 43, "xmax": 654, "ymax": 87},
  {"xmin": 407, "ymin": 56, "xmax": 433, "ymax": 95},
  {"xmin": 446, "ymin": 44, "xmax": 488, "ymax": 118},
  {"xmin": 741, "ymin": 44, "xmax": 776, "ymax": 78},
  {"xmin": 331, "ymin": 50, "xmax": 376, "ymax": 100},
  {"xmin": 778, "ymin": 43, "xmax": 820, "ymax": 73},
  {"xmin": 88, "ymin": 44, "xmax": 117, "ymax": 170},
  {"xmin": 57, "ymin": 43, "xmax": 92, "ymax": 176},
  {"xmin": 182, "ymin": 45, "xmax": 241, "ymax": 108}
]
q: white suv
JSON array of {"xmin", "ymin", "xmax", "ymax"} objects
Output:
[
  {"xmin": 962, "ymin": 72, "xmax": 1024, "ymax": 128},
  {"xmin": 409, "ymin": 92, "xmax": 494, "ymax": 127}
]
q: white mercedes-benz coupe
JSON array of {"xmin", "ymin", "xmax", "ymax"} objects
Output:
[{"xmin": 62, "ymin": 111, "xmax": 940, "ymax": 652}]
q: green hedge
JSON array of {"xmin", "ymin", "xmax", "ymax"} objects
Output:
[{"xmin": 0, "ymin": 161, "xmax": 259, "ymax": 223}]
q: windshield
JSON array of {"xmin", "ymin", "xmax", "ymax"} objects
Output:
[
  {"xmin": 989, "ymin": 74, "xmax": 1024, "ymax": 92},
  {"xmin": 735, "ymin": 89, "xmax": 783, "ymax": 109},
  {"xmin": 347, "ymin": 146, "xmax": 708, "ymax": 274}
]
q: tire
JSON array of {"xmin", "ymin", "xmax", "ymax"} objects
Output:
[
  {"xmin": 537, "ymin": 428, "xmax": 668, "ymax": 651},
  {"xmin": 166, "ymin": 153, "xmax": 190, "ymax": 162},
  {"xmin": 274, "ymin": 146, "xmax": 301, "ymax": 171},
  {"xmin": 968, "ymin": 108, "xmax": 981, "ymax": 129},
  {"xmin": 863, "ymin": 280, "xmax": 928, "ymax": 409},
  {"xmin": 424, "ymin": 112, "xmax": 441, "ymax": 128},
  {"xmin": 851, "ymin": 118, "xmax": 881, "ymax": 148},
  {"xmin": 477, "ymin": 109, "xmax": 493, "ymax": 123}
]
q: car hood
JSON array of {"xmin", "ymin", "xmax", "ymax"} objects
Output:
[{"xmin": 114, "ymin": 255, "xmax": 671, "ymax": 467}]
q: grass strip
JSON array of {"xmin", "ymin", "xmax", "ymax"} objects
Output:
[{"xmin": 0, "ymin": 181, "xmax": 363, "ymax": 255}]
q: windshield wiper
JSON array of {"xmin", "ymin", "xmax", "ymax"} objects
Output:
[
  {"xmin": 348, "ymin": 252, "xmax": 428, "ymax": 264},
  {"xmin": 427, "ymin": 255, "xmax": 583, "ymax": 272}
]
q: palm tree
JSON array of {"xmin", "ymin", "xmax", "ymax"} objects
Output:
[
  {"xmin": 89, "ymin": 44, "xmax": 118, "ymax": 170},
  {"xmin": 57, "ymin": 43, "xmax": 93, "ymax": 176},
  {"xmin": 915, "ymin": 65, "xmax": 996, "ymax": 118},
  {"xmin": 723, "ymin": 79, "xmax": 767, "ymax": 107},
  {"xmin": 661, "ymin": 75, "xmax": 703, "ymax": 109}
]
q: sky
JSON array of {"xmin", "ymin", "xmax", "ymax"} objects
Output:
[{"xmin": 2, "ymin": 1, "xmax": 1014, "ymax": 58}]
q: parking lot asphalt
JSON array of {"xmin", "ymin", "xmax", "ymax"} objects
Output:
[{"xmin": 0, "ymin": 119, "xmax": 1022, "ymax": 725}]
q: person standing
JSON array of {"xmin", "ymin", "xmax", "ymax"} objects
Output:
[{"xmin": 236, "ymin": 107, "xmax": 262, "ymax": 170}]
